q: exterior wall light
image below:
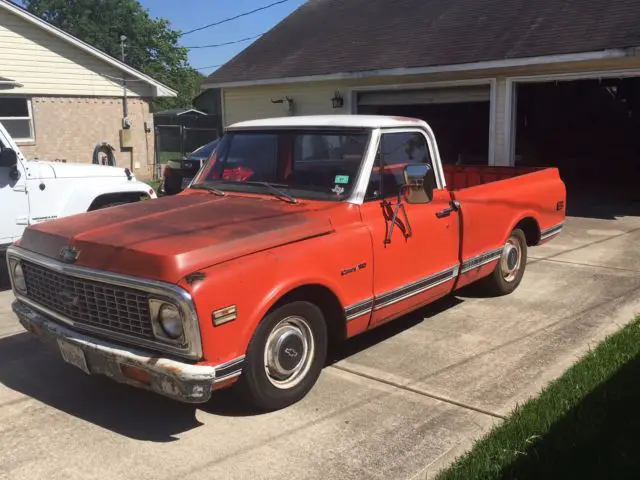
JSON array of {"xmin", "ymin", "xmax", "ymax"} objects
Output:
[{"xmin": 332, "ymin": 91, "xmax": 344, "ymax": 109}]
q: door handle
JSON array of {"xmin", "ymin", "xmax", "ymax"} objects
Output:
[
  {"xmin": 435, "ymin": 200, "xmax": 460, "ymax": 219},
  {"xmin": 436, "ymin": 208, "xmax": 453, "ymax": 218}
]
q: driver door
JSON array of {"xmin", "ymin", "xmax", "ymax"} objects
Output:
[
  {"xmin": 0, "ymin": 139, "xmax": 28, "ymax": 247},
  {"xmin": 359, "ymin": 129, "xmax": 460, "ymax": 327}
]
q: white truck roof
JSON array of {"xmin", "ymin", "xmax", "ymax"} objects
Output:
[{"xmin": 227, "ymin": 115, "xmax": 429, "ymax": 131}]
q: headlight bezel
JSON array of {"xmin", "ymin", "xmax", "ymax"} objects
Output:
[
  {"xmin": 149, "ymin": 298, "xmax": 187, "ymax": 344},
  {"xmin": 9, "ymin": 259, "xmax": 28, "ymax": 294},
  {"xmin": 158, "ymin": 303, "xmax": 184, "ymax": 340}
]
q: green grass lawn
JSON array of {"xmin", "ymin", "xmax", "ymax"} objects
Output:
[
  {"xmin": 148, "ymin": 179, "xmax": 162, "ymax": 192},
  {"xmin": 158, "ymin": 151, "xmax": 182, "ymax": 164},
  {"xmin": 437, "ymin": 317, "xmax": 640, "ymax": 480}
]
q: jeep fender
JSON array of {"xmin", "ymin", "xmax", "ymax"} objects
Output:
[{"xmin": 58, "ymin": 179, "xmax": 156, "ymax": 217}]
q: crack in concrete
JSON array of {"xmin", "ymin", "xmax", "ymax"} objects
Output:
[
  {"xmin": 529, "ymin": 224, "xmax": 640, "ymax": 266},
  {"xmin": 330, "ymin": 364, "xmax": 505, "ymax": 420},
  {"xmin": 533, "ymin": 257, "xmax": 640, "ymax": 274},
  {"xmin": 421, "ymin": 282, "xmax": 640, "ymax": 385}
]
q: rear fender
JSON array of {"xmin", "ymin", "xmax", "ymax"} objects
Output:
[{"xmin": 506, "ymin": 212, "xmax": 542, "ymax": 246}]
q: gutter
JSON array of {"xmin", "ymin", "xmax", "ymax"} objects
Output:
[
  {"xmin": 202, "ymin": 48, "xmax": 637, "ymax": 89},
  {"xmin": 0, "ymin": 80, "xmax": 23, "ymax": 88}
]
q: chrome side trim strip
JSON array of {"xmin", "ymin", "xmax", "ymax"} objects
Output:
[
  {"xmin": 460, "ymin": 247, "xmax": 503, "ymax": 274},
  {"xmin": 373, "ymin": 266, "xmax": 458, "ymax": 311},
  {"xmin": 345, "ymin": 298, "xmax": 374, "ymax": 321},
  {"xmin": 213, "ymin": 355, "xmax": 246, "ymax": 382},
  {"xmin": 541, "ymin": 222, "xmax": 565, "ymax": 240},
  {"xmin": 6, "ymin": 245, "xmax": 203, "ymax": 361}
]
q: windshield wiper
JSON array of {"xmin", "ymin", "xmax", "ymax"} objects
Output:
[
  {"xmin": 189, "ymin": 183, "xmax": 226, "ymax": 196},
  {"xmin": 241, "ymin": 181, "xmax": 298, "ymax": 204}
]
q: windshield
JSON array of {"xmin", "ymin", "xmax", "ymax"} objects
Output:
[
  {"xmin": 188, "ymin": 139, "xmax": 219, "ymax": 159},
  {"xmin": 190, "ymin": 129, "xmax": 371, "ymax": 201}
]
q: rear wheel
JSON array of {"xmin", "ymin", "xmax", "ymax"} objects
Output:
[
  {"xmin": 481, "ymin": 228, "xmax": 528, "ymax": 296},
  {"xmin": 237, "ymin": 301, "xmax": 327, "ymax": 411}
]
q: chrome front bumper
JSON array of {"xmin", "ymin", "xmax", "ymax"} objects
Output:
[{"xmin": 12, "ymin": 300, "xmax": 233, "ymax": 404}]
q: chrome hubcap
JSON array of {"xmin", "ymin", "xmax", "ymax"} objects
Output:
[
  {"xmin": 500, "ymin": 237, "xmax": 522, "ymax": 283},
  {"xmin": 264, "ymin": 315, "xmax": 314, "ymax": 389}
]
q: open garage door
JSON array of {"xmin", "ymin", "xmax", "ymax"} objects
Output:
[
  {"xmin": 358, "ymin": 85, "xmax": 490, "ymax": 106},
  {"xmin": 515, "ymin": 78, "xmax": 640, "ymax": 218},
  {"xmin": 357, "ymin": 85, "xmax": 491, "ymax": 165}
]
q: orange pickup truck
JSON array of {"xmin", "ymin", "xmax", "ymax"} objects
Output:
[{"xmin": 7, "ymin": 115, "xmax": 566, "ymax": 411}]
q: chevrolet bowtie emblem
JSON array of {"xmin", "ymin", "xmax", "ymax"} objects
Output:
[
  {"xmin": 59, "ymin": 289, "xmax": 80, "ymax": 307},
  {"xmin": 59, "ymin": 245, "xmax": 80, "ymax": 263}
]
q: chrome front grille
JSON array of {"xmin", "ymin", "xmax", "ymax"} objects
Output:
[{"xmin": 22, "ymin": 261, "xmax": 154, "ymax": 339}]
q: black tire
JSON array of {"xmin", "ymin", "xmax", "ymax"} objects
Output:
[
  {"xmin": 237, "ymin": 301, "xmax": 328, "ymax": 411},
  {"xmin": 480, "ymin": 228, "xmax": 528, "ymax": 296}
]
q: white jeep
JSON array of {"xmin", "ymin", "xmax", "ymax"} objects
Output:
[{"xmin": 0, "ymin": 121, "xmax": 157, "ymax": 255}]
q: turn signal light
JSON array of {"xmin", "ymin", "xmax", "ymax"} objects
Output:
[
  {"xmin": 212, "ymin": 305, "xmax": 237, "ymax": 327},
  {"xmin": 121, "ymin": 365, "xmax": 151, "ymax": 385}
]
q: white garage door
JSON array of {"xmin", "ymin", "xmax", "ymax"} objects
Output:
[{"xmin": 357, "ymin": 85, "xmax": 490, "ymax": 106}]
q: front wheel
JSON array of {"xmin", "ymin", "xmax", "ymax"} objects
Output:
[
  {"xmin": 481, "ymin": 228, "xmax": 528, "ymax": 296},
  {"xmin": 237, "ymin": 301, "xmax": 328, "ymax": 411}
]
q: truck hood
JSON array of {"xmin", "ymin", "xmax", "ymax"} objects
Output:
[
  {"xmin": 28, "ymin": 160, "xmax": 134, "ymax": 180},
  {"xmin": 18, "ymin": 193, "xmax": 335, "ymax": 283}
]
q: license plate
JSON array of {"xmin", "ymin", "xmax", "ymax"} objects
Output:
[
  {"xmin": 57, "ymin": 340, "xmax": 90, "ymax": 374},
  {"xmin": 181, "ymin": 176, "xmax": 193, "ymax": 189}
]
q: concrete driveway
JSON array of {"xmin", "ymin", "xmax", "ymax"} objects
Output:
[{"xmin": 1, "ymin": 213, "xmax": 640, "ymax": 480}]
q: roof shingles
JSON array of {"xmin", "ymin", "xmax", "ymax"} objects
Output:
[{"xmin": 207, "ymin": 0, "xmax": 640, "ymax": 85}]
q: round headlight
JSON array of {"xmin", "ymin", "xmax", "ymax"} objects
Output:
[
  {"xmin": 158, "ymin": 304, "xmax": 183, "ymax": 339},
  {"xmin": 12, "ymin": 262, "xmax": 27, "ymax": 293}
]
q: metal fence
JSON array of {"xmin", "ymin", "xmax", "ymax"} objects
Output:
[{"xmin": 154, "ymin": 124, "xmax": 219, "ymax": 178}]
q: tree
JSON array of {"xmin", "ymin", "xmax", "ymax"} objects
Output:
[{"xmin": 23, "ymin": 0, "xmax": 203, "ymax": 110}]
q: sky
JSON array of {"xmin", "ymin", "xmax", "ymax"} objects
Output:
[{"xmin": 139, "ymin": 0, "xmax": 307, "ymax": 77}]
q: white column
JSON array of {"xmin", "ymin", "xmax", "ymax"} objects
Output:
[{"xmin": 492, "ymin": 77, "xmax": 516, "ymax": 166}]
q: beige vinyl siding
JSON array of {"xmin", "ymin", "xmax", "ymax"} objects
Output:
[
  {"xmin": 0, "ymin": 8, "xmax": 152, "ymax": 97},
  {"xmin": 223, "ymin": 82, "xmax": 352, "ymax": 126}
]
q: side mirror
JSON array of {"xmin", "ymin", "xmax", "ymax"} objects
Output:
[
  {"xmin": 0, "ymin": 148, "xmax": 18, "ymax": 168},
  {"xmin": 403, "ymin": 163, "xmax": 435, "ymax": 204}
]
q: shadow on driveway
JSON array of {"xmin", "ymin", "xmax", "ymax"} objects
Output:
[
  {"xmin": 0, "ymin": 259, "xmax": 10, "ymax": 292},
  {"xmin": 0, "ymin": 295, "xmax": 466, "ymax": 442},
  {"xmin": 498, "ymin": 354, "xmax": 640, "ymax": 479},
  {"xmin": 329, "ymin": 295, "xmax": 464, "ymax": 364},
  {"xmin": 0, "ymin": 331, "xmax": 267, "ymax": 442}
]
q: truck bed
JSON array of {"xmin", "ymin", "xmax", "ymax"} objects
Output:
[
  {"xmin": 445, "ymin": 164, "xmax": 566, "ymax": 289},
  {"xmin": 443, "ymin": 164, "xmax": 540, "ymax": 191}
]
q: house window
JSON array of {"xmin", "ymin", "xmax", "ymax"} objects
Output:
[{"xmin": 0, "ymin": 97, "xmax": 34, "ymax": 142}]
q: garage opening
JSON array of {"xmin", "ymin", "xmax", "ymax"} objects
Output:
[
  {"xmin": 515, "ymin": 78, "xmax": 640, "ymax": 216},
  {"xmin": 357, "ymin": 85, "xmax": 491, "ymax": 165}
]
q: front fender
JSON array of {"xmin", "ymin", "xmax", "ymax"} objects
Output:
[
  {"xmin": 181, "ymin": 224, "xmax": 374, "ymax": 365},
  {"xmin": 58, "ymin": 178, "xmax": 156, "ymax": 217}
]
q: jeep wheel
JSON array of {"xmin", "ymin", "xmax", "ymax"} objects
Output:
[
  {"xmin": 481, "ymin": 228, "xmax": 528, "ymax": 296},
  {"xmin": 237, "ymin": 301, "xmax": 327, "ymax": 411}
]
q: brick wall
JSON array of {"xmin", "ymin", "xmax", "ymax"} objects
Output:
[{"xmin": 19, "ymin": 96, "xmax": 156, "ymax": 180}]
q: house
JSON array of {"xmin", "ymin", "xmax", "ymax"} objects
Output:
[
  {"xmin": 203, "ymin": 0, "xmax": 640, "ymax": 206},
  {"xmin": 0, "ymin": 0, "xmax": 176, "ymax": 179}
]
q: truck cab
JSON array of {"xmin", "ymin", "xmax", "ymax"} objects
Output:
[{"xmin": 0, "ymin": 121, "xmax": 157, "ymax": 253}]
